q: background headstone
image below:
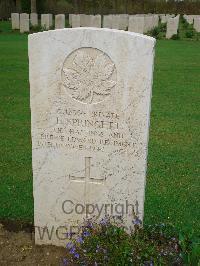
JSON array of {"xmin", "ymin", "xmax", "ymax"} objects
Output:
[
  {"xmin": 128, "ymin": 15, "xmax": 145, "ymax": 34},
  {"xmin": 144, "ymin": 15, "xmax": 154, "ymax": 33},
  {"xmin": 41, "ymin": 14, "xmax": 53, "ymax": 30},
  {"xmin": 194, "ymin": 17, "xmax": 200, "ymax": 32},
  {"xmin": 11, "ymin": 13, "xmax": 20, "ymax": 30},
  {"xmin": 20, "ymin": 13, "xmax": 29, "ymax": 33},
  {"xmin": 118, "ymin": 14, "xmax": 129, "ymax": 30},
  {"xmin": 112, "ymin": 15, "xmax": 120, "ymax": 29},
  {"xmin": 71, "ymin": 14, "xmax": 80, "ymax": 28},
  {"xmin": 55, "ymin": 14, "xmax": 65, "ymax": 29},
  {"xmin": 183, "ymin": 15, "xmax": 194, "ymax": 24},
  {"xmin": 80, "ymin": 14, "xmax": 88, "ymax": 26},
  {"xmin": 29, "ymin": 28, "xmax": 155, "ymax": 247},
  {"xmin": 103, "ymin": 15, "xmax": 113, "ymax": 28},
  {"xmin": 166, "ymin": 15, "xmax": 179, "ymax": 39},
  {"xmin": 30, "ymin": 13, "xmax": 38, "ymax": 27}
]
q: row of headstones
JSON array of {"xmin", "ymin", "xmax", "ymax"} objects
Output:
[
  {"xmin": 68, "ymin": 13, "xmax": 200, "ymax": 37},
  {"xmin": 12, "ymin": 13, "xmax": 57, "ymax": 33},
  {"xmin": 183, "ymin": 14, "xmax": 200, "ymax": 32},
  {"xmin": 11, "ymin": 13, "xmax": 200, "ymax": 37}
]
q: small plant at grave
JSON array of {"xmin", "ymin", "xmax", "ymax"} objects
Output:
[
  {"xmin": 62, "ymin": 216, "xmax": 188, "ymax": 265},
  {"xmin": 185, "ymin": 29, "xmax": 194, "ymax": 39},
  {"xmin": 147, "ymin": 24, "xmax": 166, "ymax": 39},
  {"xmin": 181, "ymin": 16, "xmax": 189, "ymax": 29},
  {"xmin": 171, "ymin": 33, "xmax": 180, "ymax": 40},
  {"xmin": 30, "ymin": 25, "xmax": 42, "ymax": 33}
]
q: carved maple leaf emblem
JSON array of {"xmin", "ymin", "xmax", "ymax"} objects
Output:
[{"xmin": 62, "ymin": 50, "xmax": 116, "ymax": 104}]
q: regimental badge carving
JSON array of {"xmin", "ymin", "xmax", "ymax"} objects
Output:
[{"xmin": 61, "ymin": 47, "xmax": 117, "ymax": 104}]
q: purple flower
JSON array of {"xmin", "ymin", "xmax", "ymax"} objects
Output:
[
  {"xmin": 66, "ymin": 242, "xmax": 74, "ymax": 249},
  {"xmin": 69, "ymin": 246, "xmax": 76, "ymax": 255},
  {"xmin": 100, "ymin": 217, "xmax": 109, "ymax": 225},
  {"xmin": 74, "ymin": 252, "xmax": 80, "ymax": 259},
  {"xmin": 76, "ymin": 237, "xmax": 83, "ymax": 244},
  {"xmin": 83, "ymin": 231, "xmax": 90, "ymax": 237},
  {"xmin": 132, "ymin": 217, "xmax": 142, "ymax": 225},
  {"xmin": 63, "ymin": 258, "xmax": 68, "ymax": 265}
]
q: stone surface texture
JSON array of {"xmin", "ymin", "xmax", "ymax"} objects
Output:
[
  {"xmin": 128, "ymin": 16, "xmax": 145, "ymax": 34},
  {"xmin": 41, "ymin": 14, "xmax": 53, "ymax": 30},
  {"xmin": 11, "ymin": 13, "xmax": 20, "ymax": 29},
  {"xmin": 71, "ymin": 14, "xmax": 80, "ymax": 27},
  {"xmin": 29, "ymin": 28, "xmax": 155, "ymax": 247},
  {"xmin": 20, "ymin": 13, "xmax": 29, "ymax": 33},
  {"xmin": 194, "ymin": 17, "xmax": 200, "ymax": 32},
  {"xmin": 80, "ymin": 15, "xmax": 101, "ymax": 28},
  {"xmin": 30, "ymin": 13, "xmax": 38, "ymax": 27},
  {"xmin": 103, "ymin": 15, "xmax": 113, "ymax": 28},
  {"xmin": 55, "ymin": 14, "xmax": 65, "ymax": 29},
  {"xmin": 166, "ymin": 15, "xmax": 179, "ymax": 39}
]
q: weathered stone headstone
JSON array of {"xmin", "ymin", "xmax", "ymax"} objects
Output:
[
  {"xmin": 55, "ymin": 14, "xmax": 65, "ymax": 29},
  {"xmin": 30, "ymin": 13, "xmax": 38, "ymax": 27},
  {"xmin": 112, "ymin": 15, "xmax": 120, "ymax": 29},
  {"xmin": 41, "ymin": 14, "xmax": 53, "ymax": 30},
  {"xmin": 80, "ymin": 14, "xmax": 87, "ymax": 26},
  {"xmin": 103, "ymin": 15, "xmax": 113, "ymax": 28},
  {"xmin": 20, "ymin": 13, "xmax": 29, "ymax": 33},
  {"xmin": 152, "ymin": 15, "xmax": 159, "ymax": 28},
  {"xmin": 90, "ymin": 15, "xmax": 101, "ymax": 28},
  {"xmin": 29, "ymin": 28, "xmax": 155, "ymax": 246},
  {"xmin": 128, "ymin": 15, "xmax": 145, "ymax": 34},
  {"xmin": 71, "ymin": 14, "xmax": 80, "ymax": 27},
  {"xmin": 166, "ymin": 15, "xmax": 179, "ymax": 39},
  {"xmin": 194, "ymin": 17, "xmax": 200, "ymax": 32},
  {"xmin": 144, "ymin": 15, "xmax": 154, "ymax": 33},
  {"xmin": 11, "ymin": 13, "xmax": 20, "ymax": 30},
  {"xmin": 118, "ymin": 14, "xmax": 129, "ymax": 30},
  {"xmin": 183, "ymin": 15, "xmax": 194, "ymax": 25},
  {"xmin": 80, "ymin": 15, "xmax": 101, "ymax": 28}
]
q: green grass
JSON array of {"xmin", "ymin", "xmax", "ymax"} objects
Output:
[{"xmin": 0, "ymin": 22, "xmax": 199, "ymax": 234}]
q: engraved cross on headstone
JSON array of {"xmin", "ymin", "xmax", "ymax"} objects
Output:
[{"xmin": 69, "ymin": 157, "xmax": 104, "ymax": 185}]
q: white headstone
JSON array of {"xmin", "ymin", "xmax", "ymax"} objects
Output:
[
  {"xmin": 55, "ymin": 14, "xmax": 65, "ymax": 29},
  {"xmin": 41, "ymin": 14, "xmax": 53, "ymax": 30},
  {"xmin": 71, "ymin": 14, "xmax": 80, "ymax": 28},
  {"xmin": 11, "ymin": 13, "xmax": 20, "ymax": 30},
  {"xmin": 128, "ymin": 15, "xmax": 145, "ymax": 34},
  {"xmin": 20, "ymin": 13, "xmax": 29, "ymax": 33},
  {"xmin": 91, "ymin": 15, "xmax": 101, "ymax": 28},
  {"xmin": 184, "ymin": 15, "xmax": 194, "ymax": 24},
  {"xmin": 194, "ymin": 17, "xmax": 200, "ymax": 32},
  {"xmin": 30, "ymin": 13, "xmax": 38, "ymax": 27},
  {"xmin": 153, "ymin": 15, "xmax": 159, "ymax": 28},
  {"xmin": 112, "ymin": 15, "xmax": 120, "ymax": 29},
  {"xmin": 144, "ymin": 15, "xmax": 154, "ymax": 33},
  {"xmin": 118, "ymin": 14, "xmax": 129, "ymax": 30},
  {"xmin": 166, "ymin": 15, "xmax": 179, "ymax": 39},
  {"xmin": 103, "ymin": 15, "xmax": 113, "ymax": 28},
  {"xmin": 80, "ymin": 15, "xmax": 101, "ymax": 28},
  {"xmin": 29, "ymin": 28, "xmax": 155, "ymax": 247},
  {"xmin": 80, "ymin": 14, "xmax": 88, "ymax": 26}
]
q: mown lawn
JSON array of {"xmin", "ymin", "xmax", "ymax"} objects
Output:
[{"xmin": 0, "ymin": 21, "xmax": 199, "ymax": 234}]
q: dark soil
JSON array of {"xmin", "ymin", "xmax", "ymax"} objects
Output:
[{"xmin": 0, "ymin": 222, "xmax": 66, "ymax": 266}]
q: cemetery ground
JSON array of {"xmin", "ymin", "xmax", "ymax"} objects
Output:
[{"xmin": 0, "ymin": 21, "xmax": 199, "ymax": 264}]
